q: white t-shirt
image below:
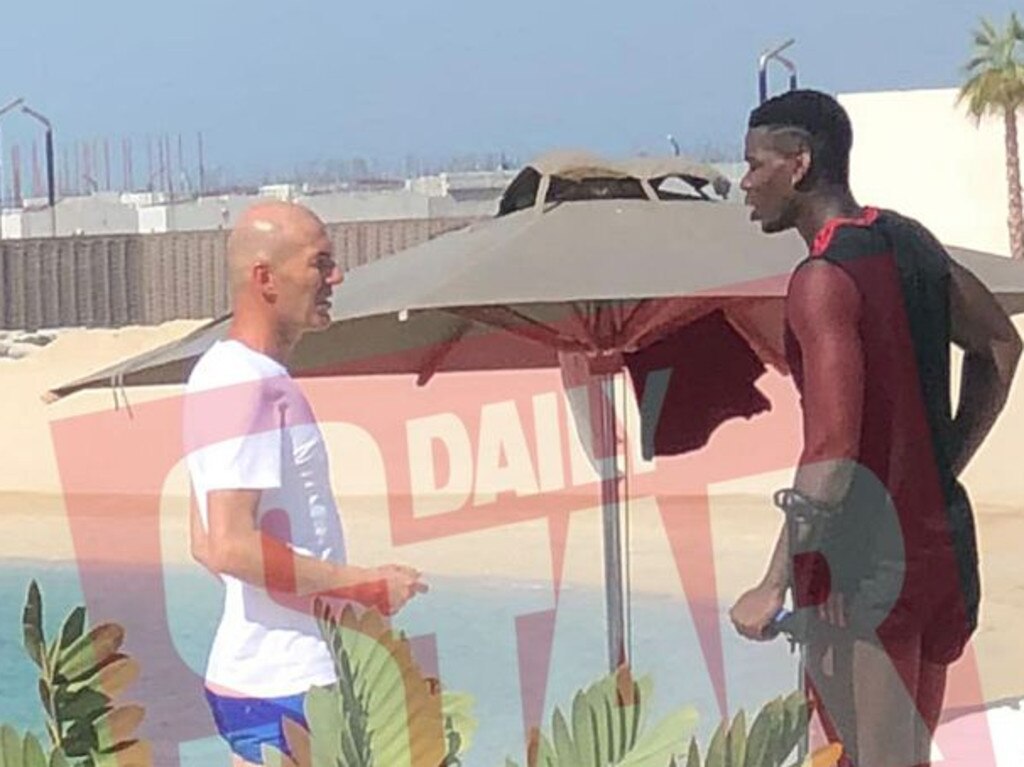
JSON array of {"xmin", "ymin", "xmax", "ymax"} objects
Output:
[{"xmin": 184, "ymin": 340, "xmax": 346, "ymax": 697}]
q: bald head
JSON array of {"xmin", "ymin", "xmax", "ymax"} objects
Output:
[{"xmin": 227, "ymin": 201, "xmax": 327, "ymax": 289}]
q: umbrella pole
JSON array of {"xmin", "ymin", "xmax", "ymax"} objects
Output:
[{"xmin": 597, "ymin": 371, "xmax": 627, "ymax": 673}]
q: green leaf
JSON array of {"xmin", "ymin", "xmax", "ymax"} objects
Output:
[
  {"xmin": 744, "ymin": 697, "xmax": 783, "ymax": 767},
  {"xmin": 586, "ymin": 704, "xmax": 606, "ymax": 766},
  {"xmin": 22, "ymin": 733, "xmax": 46, "ymax": 767},
  {"xmin": 56, "ymin": 688, "xmax": 111, "ymax": 724},
  {"xmin": 685, "ymin": 738, "xmax": 701, "ymax": 767},
  {"xmin": 305, "ymin": 686, "xmax": 344, "ymax": 766},
  {"xmin": 706, "ymin": 720, "xmax": 727, "ymax": 767},
  {"xmin": 1, "ymin": 724, "xmax": 24, "ymax": 767},
  {"xmin": 90, "ymin": 739, "xmax": 151, "ymax": 767},
  {"xmin": 727, "ymin": 710, "xmax": 747, "ymax": 767},
  {"xmin": 93, "ymin": 705, "xmax": 145, "ymax": 751},
  {"xmin": 571, "ymin": 690, "xmax": 597, "ymax": 766},
  {"xmin": 633, "ymin": 676, "xmax": 655, "ymax": 741},
  {"xmin": 61, "ymin": 719, "xmax": 98, "ymax": 759},
  {"xmin": 339, "ymin": 728, "xmax": 363, "ymax": 767},
  {"xmin": 58, "ymin": 609, "xmax": 86, "ymax": 651},
  {"xmin": 48, "ymin": 750, "xmax": 70, "ymax": 767},
  {"xmin": 586, "ymin": 679, "xmax": 613, "ymax": 763},
  {"xmin": 601, "ymin": 685, "xmax": 620, "ymax": 762},
  {"xmin": 56, "ymin": 625, "xmax": 124, "ymax": 682},
  {"xmin": 334, "ymin": 644, "xmax": 371, "ymax": 766},
  {"xmin": 551, "ymin": 708, "xmax": 577, "ymax": 765},
  {"xmin": 619, "ymin": 705, "xmax": 699, "ymax": 767},
  {"xmin": 23, "ymin": 581, "xmax": 45, "ymax": 670},
  {"xmin": 781, "ymin": 693, "xmax": 809, "ymax": 761},
  {"xmin": 615, "ymin": 684, "xmax": 630, "ymax": 761},
  {"xmin": 628, "ymin": 680, "xmax": 643, "ymax": 751},
  {"xmin": 532, "ymin": 732, "xmax": 556, "ymax": 767},
  {"xmin": 65, "ymin": 656, "xmax": 138, "ymax": 699}
]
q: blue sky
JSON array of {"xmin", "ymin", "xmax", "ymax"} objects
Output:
[{"xmin": 0, "ymin": 0, "xmax": 1019, "ymax": 184}]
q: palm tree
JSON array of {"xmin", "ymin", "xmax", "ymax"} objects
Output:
[{"xmin": 959, "ymin": 13, "xmax": 1024, "ymax": 259}]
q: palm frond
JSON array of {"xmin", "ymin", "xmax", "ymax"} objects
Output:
[
  {"xmin": 981, "ymin": 17, "xmax": 999, "ymax": 42},
  {"xmin": 964, "ymin": 54, "xmax": 994, "ymax": 75},
  {"xmin": 1011, "ymin": 12, "xmax": 1024, "ymax": 41},
  {"xmin": 961, "ymin": 14, "xmax": 1024, "ymax": 114}
]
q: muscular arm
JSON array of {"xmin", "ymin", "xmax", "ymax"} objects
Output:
[
  {"xmin": 947, "ymin": 261, "xmax": 1022, "ymax": 476},
  {"xmin": 761, "ymin": 261, "xmax": 865, "ymax": 588}
]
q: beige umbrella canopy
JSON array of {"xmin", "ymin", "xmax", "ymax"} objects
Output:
[{"xmin": 46, "ymin": 152, "xmax": 782, "ymax": 400}]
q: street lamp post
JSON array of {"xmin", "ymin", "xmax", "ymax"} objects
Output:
[
  {"xmin": 758, "ymin": 39, "xmax": 799, "ymax": 104},
  {"xmin": 21, "ymin": 105, "xmax": 56, "ymax": 236},
  {"xmin": 0, "ymin": 97, "xmax": 26, "ymax": 239}
]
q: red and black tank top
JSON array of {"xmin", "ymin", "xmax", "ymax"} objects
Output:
[{"xmin": 784, "ymin": 207, "xmax": 979, "ymax": 634}]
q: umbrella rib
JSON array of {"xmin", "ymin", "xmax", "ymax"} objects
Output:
[
  {"xmin": 447, "ymin": 306, "xmax": 593, "ymax": 353},
  {"xmin": 414, "ymin": 319, "xmax": 473, "ymax": 386},
  {"xmin": 570, "ymin": 302, "xmax": 598, "ymax": 344},
  {"xmin": 570, "ymin": 301, "xmax": 626, "ymax": 350},
  {"xmin": 620, "ymin": 300, "xmax": 647, "ymax": 329}
]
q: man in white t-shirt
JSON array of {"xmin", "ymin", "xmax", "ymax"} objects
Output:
[{"xmin": 184, "ymin": 201, "xmax": 425, "ymax": 766}]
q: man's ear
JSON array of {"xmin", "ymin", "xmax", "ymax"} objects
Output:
[
  {"xmin": 792, "ymin": 147, "xmax": 813, "ymax": 190},
  {"xmin": 253, "ymin": 261, "xmax": 277, "ymax": 297}
]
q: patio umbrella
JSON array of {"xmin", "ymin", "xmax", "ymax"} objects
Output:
[{"xmin": 45, "ymin": 151, "xmax": 1024, "ymax": 677}]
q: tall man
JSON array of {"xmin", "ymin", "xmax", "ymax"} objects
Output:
[
  {"xmin": 729, "ymin": 90, "xmax": 1021, "ymax": 766},
  {"xmin": 185, "ymin": 201, "xmax": 425, "ymax": 766}
]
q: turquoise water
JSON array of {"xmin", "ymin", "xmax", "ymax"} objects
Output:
[{"xmin": 1, "ymin": 561, "xmax": 797, "ymax": 766}]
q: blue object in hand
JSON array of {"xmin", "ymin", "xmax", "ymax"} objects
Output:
[{"xmin": 764, "ymin": 607, "xmax": 793, "ymax": 639}]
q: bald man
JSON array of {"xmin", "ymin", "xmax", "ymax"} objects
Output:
[{"xmin": 184, "ymin": 202, "xmax": 425, "ymax": 766}]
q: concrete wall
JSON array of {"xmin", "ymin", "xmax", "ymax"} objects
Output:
[
  {"xmin": 0, "ymin": 217, "xmax": 476, "ymax": 330},
  {"xmin": 141, "ymin": 195, "xmax": 253, "ymax": 234},
  {"xmin": 3, "ymin": 194, "xmax": 139, "ymax": 239},
  {"xmin": 299, "ymin": 190, "xmax": 431, "ymax": 223},
  {"xmin": 0, "ymin": 172, "xmax": 512, "ymax": 239}
]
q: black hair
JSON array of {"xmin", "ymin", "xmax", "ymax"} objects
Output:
[{"xmin": 748, "ymin": 89, "xmax": 853, "ymax": 187}]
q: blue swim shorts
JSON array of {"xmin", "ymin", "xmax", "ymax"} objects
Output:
[{"xmin": 204, "ymin": 687, "xmax": 308, "ymax": 764}]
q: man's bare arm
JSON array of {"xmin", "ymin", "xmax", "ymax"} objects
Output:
[
  {"xmin": 948, "ymin": 261, "xmax": 1022, "ymax": 476},
  {"xmin": 788, "ymin": 261, "xmax": 865, "ymax": 506},
  {"xmin": 730, "ymin": 261, "xmax": 863, "ymax": 639},
  {"xmin": 204, "ymin": 489, "xmax": 423, "ymax": 614},
  {"xmin": 189, "ymin": 499, "xmax": 214, "ymax": 573},
  {"xmin": 764, "ymin": 262, "xmax": 862, "ymax": 582}
]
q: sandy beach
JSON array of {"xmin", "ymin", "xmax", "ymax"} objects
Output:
[
  {"xmin": 1, "ymin": 488, "xmax": 1021, "ymax": 710},
  {"xmin": 0, "ymin": 319, "xmax": 1022, "ymax": 713}
]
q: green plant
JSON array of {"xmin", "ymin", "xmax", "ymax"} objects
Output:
[
  {"xmin": 504, "ymin": 665, "xmax": 698, "ymax": 767},
  {"xmin": 20, "ymin": 580, "xmax": 150, "ymax": 767},
  {"xmin": 0, "ymin": 723, "xmax": 65, "ymax": 767},
  {"xmin": 679, "ymin": 692, "xmax": 841, "ymax": 767},
  {"xmin": 260, "ymin": 600, "xmax": 476, "ymax": 767}
]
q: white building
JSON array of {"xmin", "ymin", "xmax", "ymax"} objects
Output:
[
  {"xmin": 0, "ymin": 169, "xmax": 522, "ymax": 239},
  {"xmin": 839, "ymin": 87, "xmax": 1011, "ymax": 256},
  {"xmin": 838, "ymin": 87, "xmax": 1024, "ymax": 508}
]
